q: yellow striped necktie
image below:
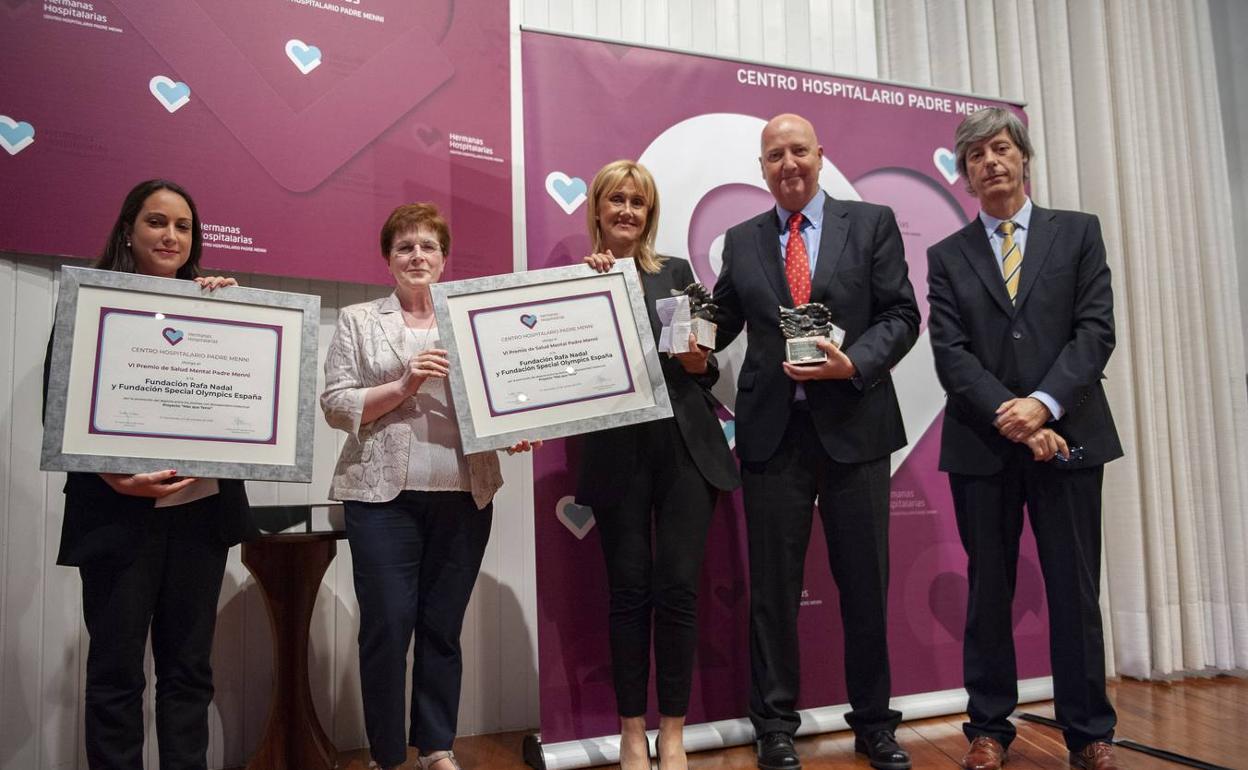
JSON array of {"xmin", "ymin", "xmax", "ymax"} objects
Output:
[{"xmin": 999, "ymin": 220, "xmax": 1022, "ymax": 303}]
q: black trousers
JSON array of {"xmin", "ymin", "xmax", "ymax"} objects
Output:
[
  {"xmin": 79, "ymin": 495, "xmax": 229, "ymax": 770},
  {"xmin": 743, "ymin": 410, "xmax": 901, "ymax": 738},
  {"xmin": 594, "ymin": 417, "xmax": 719, "ymax": 717},
  {"xmin": 345, "ymin": 491, "xmax": 492, "ymax": 767},
  {"xmin": 950, "ymin": 456, "xmax": 1115, "ymax": 752}
]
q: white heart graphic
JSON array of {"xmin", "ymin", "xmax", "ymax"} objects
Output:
[
  {"xmin": 933, "ymin": 147, "xmax": 959, "ymax": 185},
  {"xmin": 544, "ymin": 171, "xmax": 588, "ymax": 215},
  {"xmin": 555, "ymin": 495, "xmax": 595, "ymax": 540},
  {"xmin": 285, "ymin": 38, "xmax": 322, "ymax": 75},
  {"xmin": 148, "ymin": 75, "xmax": 190, "ymax": 113}
]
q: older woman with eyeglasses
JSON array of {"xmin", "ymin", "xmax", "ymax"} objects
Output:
[{"xmin": 321, "ymin": 203, "xmax": 537, "ymax": 770}]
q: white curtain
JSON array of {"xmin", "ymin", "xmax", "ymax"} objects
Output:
[{"xmin": 874, "ymin": 0, "xmax": 1248, "ymax": 678}]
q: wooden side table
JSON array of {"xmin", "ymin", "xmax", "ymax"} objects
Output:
[{"xmin": 243, "ymin": 531, "xmax": 345, "ymax": 770}]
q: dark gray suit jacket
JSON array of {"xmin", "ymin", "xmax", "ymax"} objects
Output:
[
  {"xmin": 926, "ymin": 206, "xmax": 1123, "ymax": 474},
  {"xmin": 711, "ymin": 196, "xmax": 920, "ymax": 465}
]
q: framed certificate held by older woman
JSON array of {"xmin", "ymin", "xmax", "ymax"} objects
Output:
[
  {"xmin": 41, "ymin": 265, "xmax": 320, "ymax": 481},
  {"xmin": 431, "ymin": 259, "xmax": 673, "ymax": 453}
]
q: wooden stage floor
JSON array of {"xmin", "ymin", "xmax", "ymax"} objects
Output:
[{"xmin": 324, "ymin": 676, "xmax": 1245, "ymax": 769}]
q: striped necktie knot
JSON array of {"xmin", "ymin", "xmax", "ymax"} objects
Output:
[{"xmin": 998, "ymin": 220, "xmax": 1022, "ymax": 303}]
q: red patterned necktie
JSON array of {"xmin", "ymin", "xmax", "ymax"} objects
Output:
[{"xmin": 785, "ymin": 211, "xmax": 811, "ymax": 306}]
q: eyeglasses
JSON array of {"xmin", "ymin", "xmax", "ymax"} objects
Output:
[{"xmin": 391, "ymin": 240, "xmax": 443, "ymax": 258}]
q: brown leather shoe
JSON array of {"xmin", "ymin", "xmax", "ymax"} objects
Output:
[
  {"xmin": 962, "ymin": 736, "xmax": 1006, "ymax": 770},
  {"xmin": 1069, "ymin": 741, "xmax": 1121, "ymax": 770}
]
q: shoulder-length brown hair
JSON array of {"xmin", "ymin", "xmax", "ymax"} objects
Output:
[{"xmin": 586, "ymin": 160, "xmax": 664, "ymax": 275}]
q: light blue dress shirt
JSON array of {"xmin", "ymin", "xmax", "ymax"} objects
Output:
[
  {"xmin": 776, "ymin": 188, "xmax": 826, "ymax": 278},
  {"xmin": 774, "ymin": 189, "xmax": 862, "ymax": 396},
  {"xmin": 977, "ymin": 197, "xmax": 1064, "ymax": 421}
]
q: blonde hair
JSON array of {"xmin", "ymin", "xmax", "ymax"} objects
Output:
[{"xmin": 586, "ymin": 160, "xmax": 664, "ymax": 275}]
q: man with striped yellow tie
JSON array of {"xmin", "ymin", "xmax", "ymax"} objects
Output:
[{"xmin": 926, "ymin": 107, "xmax": 1124, "ymax": 770}]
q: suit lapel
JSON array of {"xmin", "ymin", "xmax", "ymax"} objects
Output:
[
  {"xmin": 1012, "ymin": 206, "xmax": 1058, "ymax": 312},
  {"xmin": 754, "ymin": 211, "xmax": 793, "ymax": 306},
  {"xmin": 957, "ymin": 220, "xmax": 1014, "ymax": 316},
  {"xmin": 639, "ymin": 265, "xmax": 665, "ymax": 339},
  {"xmin": 810, "ymin": 197, "xmax": 849, "ymax": 304},
  {"xmin": 377, "ymin": 292, "xmax": 407, "ymax": 361}
]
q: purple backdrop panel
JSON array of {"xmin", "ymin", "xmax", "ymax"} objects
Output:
[
  {"xmin": 523, "ymin": 30, "xmax": 1049, "ymax": 743},
  {"xmin": 0, "ymin": 0, "xmax": 510, "ymax": 284}
]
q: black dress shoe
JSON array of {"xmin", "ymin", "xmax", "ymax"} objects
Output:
[
  {"xmin": 756, "ymin": 731, "xmax": 801, "ymax": 770},
  {"xmin": 854, "ymin": 730, "xmax": 911, "ymax": 770}
]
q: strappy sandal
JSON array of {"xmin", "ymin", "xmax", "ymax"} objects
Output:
[{"xmin": 416, "ymin": 750, "xmax": 463, "ymax": 770}]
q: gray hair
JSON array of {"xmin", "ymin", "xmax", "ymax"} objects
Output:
[{"xmin": 954, "ymin": 107, "xmax": 1034, "ymax": 190}]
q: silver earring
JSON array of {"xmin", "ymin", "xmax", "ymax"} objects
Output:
[{"xmin": 125, "ymin": 238, "xmax": 131, "ymax": 247}]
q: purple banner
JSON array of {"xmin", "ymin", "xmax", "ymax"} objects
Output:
[
  {"xmin": 0, "ymin": 0, "xmax": 510, "ymax": 284},
  {"xmin": 523, "ymin": 30, "xmax": 1050, "ymax": 743}
]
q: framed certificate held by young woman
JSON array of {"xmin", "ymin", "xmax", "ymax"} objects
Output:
[{"xmin": 41, "ymin": 266, "xmax": 320, "ymax": 481}]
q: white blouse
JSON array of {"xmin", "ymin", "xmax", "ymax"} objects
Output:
[{"xmin": 403, "ymin": 326, "xmax": 471, "ymax": 492}]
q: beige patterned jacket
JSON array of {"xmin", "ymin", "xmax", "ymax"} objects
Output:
[{"xmin": 319, "ymin": 293, "xmax": 503, "ymax": 508}]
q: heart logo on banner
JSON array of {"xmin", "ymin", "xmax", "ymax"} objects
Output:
[
  {"xmin": 0, "ymin": 115, "xmax": 34, "ymax": 155},
  {"xmin": 933, "ymin": 147, "xmax": 959, "ymax": 184},
  {"xmin": 520, "ymin": 313, "xmax": 538, "ymax": 329},
  {"xmin": 285, "ymin": 39, "xmax": 322, "ymax": 75},
  {"xmin": 149, "ymin": 76, "xmax": 190, "ymax": 113},
  {"xmin": 415, "ymin": 124, "xmax": 441, "ymax": 147},
  {"xmin": 928, "ymin": 571, "xmax": 968, "ymax": 642},
  {"xmin": 555, "ymin": 495, "xmax": 595, "ymax": 539},
  {"xmin": 545, "ymin": 171, "xmax": 587, "ymax": 215},
  {"xmin": 161, "ymin": 327, "xmax": 184, "ymax": 346}
]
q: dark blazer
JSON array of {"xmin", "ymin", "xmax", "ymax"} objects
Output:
[
  {"xmin": 43, "ymin": 337, "xmax": 254, "ymax": 567},
  {"xmin": 576, "ymin": 257, "xmax": 740, "ymax": 507},
  {"xmin": 712, "ymin": 196, "xmax": 920, "ymax": 465},
  {"xmin": 926, "ymin": 206, "xmax": 1123, "ymax": 475},
  {"xmin": 57, "ymin": 474, "xmax": 252, "ymax": 567}
]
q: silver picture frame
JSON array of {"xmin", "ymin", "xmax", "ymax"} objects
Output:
[
  {"xmin": 431, "ymin": 260, "xmax": 673, "ymax": 453},
  {"xmin": 41, "ymin": 266, "xmax": 320, "ymax": 482}
]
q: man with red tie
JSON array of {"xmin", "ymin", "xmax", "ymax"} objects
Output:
[
  {"xmin": 927, "ymin": 108, "xmax": 1122, "ymax": 770},
  {"xmin": 712, "ymin": 114, "xmax": 920, "ymax": 770}
]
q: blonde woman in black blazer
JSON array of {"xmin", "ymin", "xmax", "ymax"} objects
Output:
[{"xmin": 576, "ymin": 160, "xmax": 739, "ymax": 770}]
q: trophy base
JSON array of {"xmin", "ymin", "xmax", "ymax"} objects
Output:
[
  {"xmin": 786, "ymin": 336, "xmax": 829, "ymax": 364},
  {"xmin": 691, "ymin": 318, "xmax": 716, "ymax": 349}
]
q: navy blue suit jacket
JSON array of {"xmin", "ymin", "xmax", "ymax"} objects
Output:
[
  {"xmin": 926, "ymin": 206, "xmax": 1123, "ymax": 474},
  {"xmin": 712, "ymin": 196, "xmax": 920, "ymax": 465}
]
